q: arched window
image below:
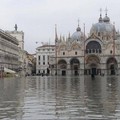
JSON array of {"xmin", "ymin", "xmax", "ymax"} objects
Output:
[{"xmin": 86, "ymin": 41, "xmax": 102, "ymax": 54}]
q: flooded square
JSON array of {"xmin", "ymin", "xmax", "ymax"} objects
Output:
[{"xmin": 0, "ymin": 76, "xmax": 120, "ymax": 119}]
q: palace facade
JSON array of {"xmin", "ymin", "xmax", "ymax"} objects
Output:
[
  {"xmin": 49, "ymin": 13, "xmax": 120, "ymax": 76},
  {"xmin": 0, "ymin": 29, "xmax": 19, "ymax": 71}
]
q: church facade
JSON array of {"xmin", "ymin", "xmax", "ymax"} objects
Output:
[{"xmin": 50, "ymin": 13, "xmax": 120, "ymax": 76}]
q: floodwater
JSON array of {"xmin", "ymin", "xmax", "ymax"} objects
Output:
[{"xmin": 0, "ymin": 76, "xmax": 120, "ymax": 120}]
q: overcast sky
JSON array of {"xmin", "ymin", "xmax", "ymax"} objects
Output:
[{"xmin": 0, "ymin": 0, "xmax": 120, "ymax": 53}]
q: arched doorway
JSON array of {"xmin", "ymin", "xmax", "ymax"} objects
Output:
[
  {"xmin": 90, "ymin": 63, "xmax": 97, "ymax": 75},
  {"xmin": 58, "ymin": 59, "xmax": 67, "ymax": 76},
  {"xmin": 86, "ymin": 55, "xmax": 100, "ymax": 75},
  {"xmin": 107, "ymin": 57, "xmax": 118, "ymax": 75},
  {"xmin": 70, "ymin": 58, "xmax": 80, "ymax": 76}
]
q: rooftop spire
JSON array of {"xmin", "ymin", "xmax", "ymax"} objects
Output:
[
  {"xmin": 14, "ymin": 24, "xmax": 18, "ymax": 31},
  {"xmin": 55, "ymin": 24, "xmax": 58, "ymax": 43},
  {"xmin": 76, "ymin": 19, "xmax": 81, "ymax": 31},
  {"xmin": 103, "ymin": 7, "xmax": 110, "ymax": 22},
  {"xmin": 78, "ymin": 19, "xmax": 80, "ymax": 27},
  {"xmin": 99, "ymin": 8, "xmax": 103, "ymax": 22},
  {"xmin": 100, "ymin": 8, "xmax": 102, "ymax": 15},
  {"xmin": 68, "ymin": 32, "xmax": 71, "ymax": 39},
  {"xmin": 105, "ymin": 7, "xmax": 108, "ymax": 16}
]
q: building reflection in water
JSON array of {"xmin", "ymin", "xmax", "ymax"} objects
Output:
[
  {"xmin": 0, "ymin": 77, "xmax": 25, "ymax": 120},
  {"xmin": 0, "ymin": 76, "xmax": 120, "ymax": 119},
  {"xmin": 84, "ymin": 76, "xmax": 119, "ymax": 119}
]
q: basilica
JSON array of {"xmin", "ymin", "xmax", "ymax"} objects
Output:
[{"xmin": 50, "ymin": 12, "xmax": 120, "ymax": 76}]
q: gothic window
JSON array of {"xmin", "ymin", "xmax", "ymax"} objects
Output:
[
  {"xmin": 63, "ymin": 52, "xmax": 65, "ymax": 55},
  {"xmin": 75, "ymin": 51, "xmax": 77, "ymax": 55}
]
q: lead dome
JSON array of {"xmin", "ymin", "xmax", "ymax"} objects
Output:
[
  {"xmin": 71, "ymin": 25, "xmax": 84, "ymax": 42},
  {"xmin": 90, "ymin": 14, "xmax": 115, "ymax": 35}
]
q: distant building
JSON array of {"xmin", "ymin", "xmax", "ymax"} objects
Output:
[
  {"xmin": 0, "ymin": 29, "xmax": 19, "ymax": 71},
  {"xmin": 6, "ymin": 24, "xmax": 24, "ymax": 50},
  {"xmin": 36, "ymin": 44, "xmax": 55, "ymax": 75},
  {"xmin": 50, "ymin": 12, "xmax": 120, "ymax": 76},
  {"xmin": 6, "ymin": 25, "xmax": 26, "ymax": 75}
]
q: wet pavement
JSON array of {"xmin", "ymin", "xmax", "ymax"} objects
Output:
[{"xmin": 0, "ymin": 75, "xmax": 120, "ymax": 120}]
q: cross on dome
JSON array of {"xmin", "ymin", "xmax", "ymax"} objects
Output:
[
  {"xmin": 105, "ymin": 7, "xmax": 108, "ymax": 16},
  {"xmin": 78, "ymin": 19, "xmax": 80, "ymax": 27},
  {"xmin": 76, "ymin": 19, "xmax": 81, "ymax": 31},
  {"xmin": 100, "ymin": 8, "xmax": 102, "ymax": 15},
  {"xmin": 99, "ymin": 8, "xmax": 103, "ymax": 22}
]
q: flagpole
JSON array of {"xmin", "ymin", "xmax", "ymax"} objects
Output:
[
  {"xmin": 84, "ymin": 23, "xmax": 85, "ymax": 75},
  {"xmin": 55, "ymin": 24, "xmax": 58, "ymax": 75}
]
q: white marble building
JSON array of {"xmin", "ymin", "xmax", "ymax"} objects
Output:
[
  {"xmin": 50, "ymin": 13, "xmax": 120, "ymax": 76},
  {"xmin": 36, "ymin": 44, "xmax": 55, "ymax": 75}
]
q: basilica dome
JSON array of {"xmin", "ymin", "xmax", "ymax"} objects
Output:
[
  {"xmin": 71, "ymin": 26, "xmax": 84, "ymax": 42},
  {"xmin": 90, "ymin": 22, "xmax": 114, "ymax": 34},
  {"xmin": 90, "ymin": 14, "xmax": 115, "ymax": 35}
]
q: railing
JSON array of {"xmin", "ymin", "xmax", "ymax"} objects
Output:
[{"xmin": 85, "ymin": 49, "xmax": 102, "ymax": 54}]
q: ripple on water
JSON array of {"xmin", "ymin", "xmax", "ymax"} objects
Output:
[{"xmin": 0, "ymin": 76, "xmax": 120, "ymax": 119}]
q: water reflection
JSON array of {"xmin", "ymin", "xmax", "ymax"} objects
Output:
[
  {"xmin": 0, "ymin": 77, "xmax": 25, "ymax": 120},
  {"xmin": 0, "ymin": 76, "xmax": 120, "ymax": 119}
]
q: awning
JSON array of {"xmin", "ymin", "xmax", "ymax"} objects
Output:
[{"xmin": 4, "ymin": 67, "xmax": 16, "ymax": 74}]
